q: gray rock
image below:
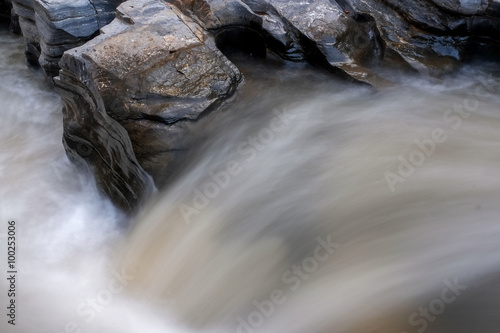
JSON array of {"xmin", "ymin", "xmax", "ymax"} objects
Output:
[
  {"xmin": 431, "ymin": 0, "xmax": 488, "ymax": 15},
  {"xmin": 178, "ymin": 0, "xmax": 500, "ymax": 82},
  {"xmin": 1, "ymin": 0, "xmax": 21, "ymax": 34},
  {"xmin": 168, "ymin": 0, "xmax": 261, "ymax": 30},
  {"xmin": 54, "ymin": 59, "xmax": 155, "ymax": 214},
  {"xmin": 178, "ymin": 0, "xmax": 387, "ymax": 85},
  {"xmin": 11, "ymin": 0, "xmax": 40, "ymax": 65},
  {"xmin": 246, "ymin": 0, "xmax": 385, "ymax": 84},
  {"xmin": 11, "ymin": 0, "xmax": 122, "ymax": 77},
  {"xmin": 54, "ymin": 0, "xmax": 242, "ymax": 211},
  {"xmin": 346, "ymin": 0, "xmax": 500, "ymax": 75}
]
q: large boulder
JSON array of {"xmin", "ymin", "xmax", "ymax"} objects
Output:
[{"xmin": 54, "ymin": 0, "xmax": 242, "ymax": 211}]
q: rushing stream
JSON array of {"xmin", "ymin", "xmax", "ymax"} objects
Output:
[{"xmin": 2, "ymin": 26, "xmax": 500, "ymax": 333}]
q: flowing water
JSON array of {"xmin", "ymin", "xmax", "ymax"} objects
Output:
[{"xmin": 2, "ymin": 26, "xmax": 500, "ymax": 333}]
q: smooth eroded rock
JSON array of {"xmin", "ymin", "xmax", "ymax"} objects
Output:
[
  {"xmin": 177, "ymin": 0, "xmax": 500, "ymax": 83},
  {"xmin": 54, "ymin": 0, "xmax": 242, "ymax": 211}
]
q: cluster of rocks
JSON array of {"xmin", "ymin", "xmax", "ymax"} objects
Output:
[
  {"xmin": 174, "ymin": 0, "xmax": 500, "ymax": 82},
  {"xmin": 2, "ymin": 0, "xmax": 500, "ymax": 212},
  {"xmin": 9, "ymin": 0, "xmax": 123, "ymax": 76}
]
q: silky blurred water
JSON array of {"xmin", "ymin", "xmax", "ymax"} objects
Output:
[
  {"xmin": 2, "ymin": 26, "xmax": 500, "ymax": 333},
  {"xmin": 0, "ymin": 28, "xmax": 183, "ymax": 333}
]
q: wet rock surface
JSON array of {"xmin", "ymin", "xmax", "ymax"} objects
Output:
[
  {"xmin": 34, "ymin": 0, "xmax": 124, "ymax": 77},
  {"xmin": 347, "ymin": 0, "xmax": 500, "ymax": 73},
  {"xmin": 169, "ymin": 0, "xmax": 384, "ymax": 84},
  {"xmin": 54, "ymin": 58, "xmax": 155, "ymax": 214},
  {"xmin": 55, "ymin": 0, "xmax": 242, "ymax": 210},
  {"xmin": 10, "ymin": 0, "xmax": 122, "ymax": 77},
  {"xmin": 11, "ymin": 0, "xmax": 39, "ymax": 65},
  {"xmin": 174, "ymin": 0, "xmax": 500, "ymax": 82}
]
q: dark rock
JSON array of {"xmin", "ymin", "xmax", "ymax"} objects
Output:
[
  {"xmin": 35, "ymin": 0, "xmax": 124, "ymax": 78},
  {"xmin": 346, "ymin": 0, "xmax": 500, "ymax": 74},
  {"xmin": 54, "ymin": 0, "xmax": 242, "ymax": 211},
  {"xmin": 431, "ymin": 0, "xmax": 488, "ymax": 15},
  {"xmin": 174, "ymin": 0, "xmax": 388, "ymax": 85},
  {"xmin": 10, "ymin": 11, "xmax": 21, "ymax": 34},
  {"xmin": 246, "ymin": 0, "xmax": 386, "ymax": 84},
  {"xmin": 11, "ymin": 0, "xmax": 40, "ymax": 65},
  {"xmin": 54, "ymin": 58, "xmax": 154, "ymax": 214},
  {"xmin": 175, "ymin": 0, "xmax": 500, "ymax": 82},
  {"xmin": 0, "ymin": 0, "xmax": 20, "ymax": 34},
  {"xmin": 11, "ymin": 0, "xmax": 123, "ymax": 77},
  {"xmin": 1, "ymin": 0, "xmax": 10, "ymax": 23}
]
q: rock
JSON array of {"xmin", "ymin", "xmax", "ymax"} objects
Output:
[
  {"xmin": 174, "ymin": 0, "xmax": 388, "ymax": 85},
  {"xmin": 346, "ymin": 0, "xmax": 500, "ymax": 74},
  {"xmin": 35, "ymin": 0, "xmax": 124, "ymax": 78},
  {"xmin": 11, "ymin": 0, "xmax": 40, "ymax": 65},
  {"xmin": 54, "ymin": 0, "xmax": 242, "ymax": 211},
  {"xmin": 1, "ymin": 0, "xmax": 20, "ymax": 34},
  {"xmin": 176, "ymin": 0, "xmax": 500, "ymax": 82},
  {"xmin": 246, "ymin": 0, "xmax": 385, "ymax": 84},
  {"xmin": 431, "ymin": 0, "xmax": 488, "ymax": 15},
  {"xmin": 54, "ymin": 59, "xmax": 155, "ymax": 214},
  {"xmin": 169, "ymin": 0, "xmax": 261, "ymax": 30},
  {"xmin": 11, "ymin": 0, "xmax": 122, "ymax": 77},
  {"xmin": 8, "ymin": 0, "xmax": 500, "ymax": 212}
]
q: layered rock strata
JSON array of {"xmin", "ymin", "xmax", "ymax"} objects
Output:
[{"xmin": 10, "ymin": 0, "xmax": 123, "ymax": 77}]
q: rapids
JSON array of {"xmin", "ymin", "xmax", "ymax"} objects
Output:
[{"xmin": 2, "ymin": 26, "xmax": 500, "ymax": 333}]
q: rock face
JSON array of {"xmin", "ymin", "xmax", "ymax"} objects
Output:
[
  {"xmin": 34, "ymin": 0, "xmax": 124, "ymax": 77},
  {"xmin": 346, "ymin": 0, "xmax": 500, "ymax": 74},
  {"xmin": 54, "ymin": 0, "xmax": 242, "ymax": 211},
  {"xmin": 11, "ymin": 0, "xmax": 123, "ymax": 77},
  {"xmin": 55, "ymin": 58, "xmax": 155, "ymax": 213},
  {"xmin": 172, "ymin": 0, "xmax": 500, "ymax": 82},
  {"xmin": 10, "ymin": 0, "xmax": 39, "ymax": 65},
  {"xmin": 168, "ymin": 0, "xmax": 384, "ymax": 84},
  {"xmin": 5, "ymin": 0, "xmax": 500, "ymax": 212}
]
